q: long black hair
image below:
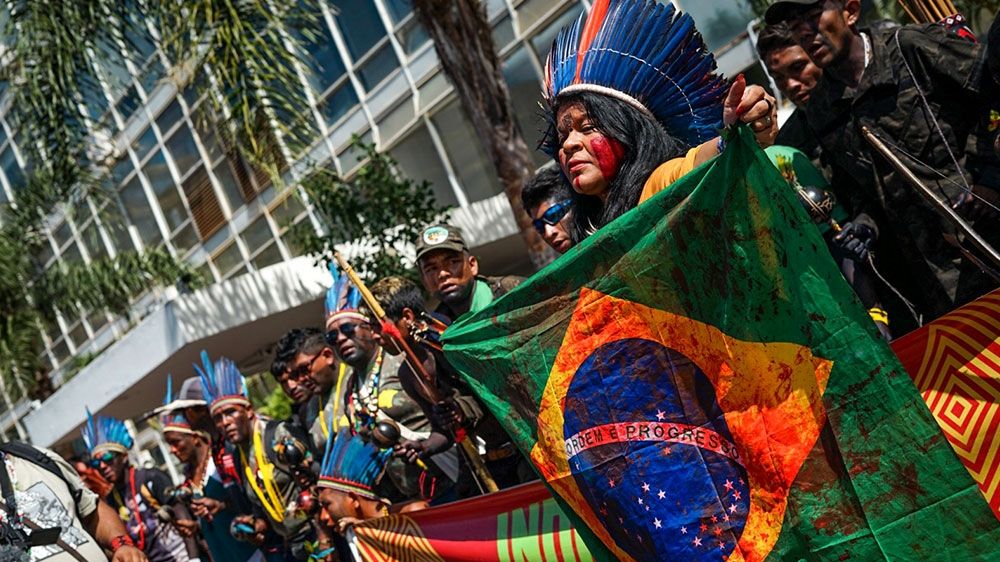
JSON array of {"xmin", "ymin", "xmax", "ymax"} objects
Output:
[{"xmin": 542, "ymin": 91, "xmax": 687, "ymax": 242}]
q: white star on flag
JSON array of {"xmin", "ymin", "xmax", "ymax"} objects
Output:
[
  {"xmin": 637, "ymin": 497, "xmax": 643, "ymax": 505},
  {"xmin": 692, "ymin": 537, "xmax": 702, "ymax": 547},
  {"xmin": 653, "ymin": 518, "xmax": 662, "ymax": 529},
  {"xmin": 723, "ymin": 479, "xmax": 733, "ymax": 491},
  {"xmin": 680, "ymin": 526, "xmax": 687, "ymax": 534},
  {"xmin": 729, "ymin": 503, "xmax": 738, "ymax": 513},
  {"xmin": 641, "ymin": 482, "xmax": 650, "ymax": 492},
  {"xmin": 655, "ymin": 409, "xmax": 666, "ymax": 420},
  {"xmin": 657, "ymin": 489, "xmax": 665, "ymax": 499}
]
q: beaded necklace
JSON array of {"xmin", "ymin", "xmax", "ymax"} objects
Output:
[{"xmin": 350, "ymin": 348, "xmax": 384, "ymax": 433}]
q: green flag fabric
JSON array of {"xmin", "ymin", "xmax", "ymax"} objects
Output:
[{"xmin": 443, "ymin": 126, "xmax": 999, "ymax": 561}]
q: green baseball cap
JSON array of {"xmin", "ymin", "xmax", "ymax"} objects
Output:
[
  {"xmin": 764, "ymin": 0, "xmax": 821, "ymax": 25},
  {"xmin": 414, "ymin": 224, "xmax": 468, "ymax": 261}
]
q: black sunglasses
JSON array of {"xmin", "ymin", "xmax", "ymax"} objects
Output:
[
  {"xmin": 324, "ymin": 322, "xmax": 367, "ymax": 344},
  {"xmin": 532, "ymin": 199, "xmax": 573, "ymax": 233}
]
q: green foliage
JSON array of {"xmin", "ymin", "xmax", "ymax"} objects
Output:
[
  {"xmin": 0, "ymin": 167, "xmax": 200, "ymax": 397},
  {"xmin": 37, "ymin": 248, "xmax": 203, "ymax": 321},
  {"xmin": 255, "ymin": 382, "xmax": 294, "ymax": 421},
  {"xmin": 0, "ymin": 0, "xmax": 318, "ymax": 200},
  {"xmin": 295, "ymin": 136, "xmax": 448, "ymax": 279},
  {"xmin": 0, "ymin": 0, "xmax": 319, "ymax": 398},
  {"xmin": 150, "ymin": 0, "xmax": 320, "ymax": 169}
]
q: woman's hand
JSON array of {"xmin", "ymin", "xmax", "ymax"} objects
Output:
[{"xmin": 722, "ymin": 74, "xmax": 778, "ymax": 147}]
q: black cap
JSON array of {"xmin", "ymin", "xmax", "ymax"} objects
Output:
[
  {"xmin": 764, "ymin": 0, "xmax": 821, "ymax": 25},
  {"xmin": 414, "ymin": 224, "xmax": 468, "ymax": 261}
]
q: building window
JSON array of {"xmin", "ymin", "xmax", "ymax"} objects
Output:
[
  {"xmin": 119, "ymin": 177, "xmax": 162, "ymax": 246},
  {"xmin": 131, "ymin": 126, "xmax": 159, "ymax": 160},
  {"xmin": 675, "ymin": 0, "xmax": 754, "ymax": 51},
  {"xmin": 79, "ymin": 222, "xmax": 109, "ymax": 260},
  {"xmin": 332, "ymin": 0, "xmax": 389, "ymax": 59},
  {"xmin": 212, "ymin": 159, "xmax": 246, "ymax": 212},
  {"xmin": 171, "ymin": 222, "xmax": 200, "ymax": 255},
  {"xmin": 269, "ymin": 194, "xmax": 306, "ymax": 230},
  {"xmin": 212, "ymin": 242, "xmax": 244, "ymax": 276},
  {"xmin": 300, "ymin": 23, "xmax": 347, "ymax": 95},
  {"xmin": 155, "ymin": 99, "xmax": 185, "ymax": 136},
  {"xmin": 241, "ymin": 214, "xmax": 276, "ymax": 254},
  {"xmin": 0, "ymin": 146, "xmax": 25, "ymax": 191},
  {"xmin": 165, "ymin": 124, "xmax": 201, "ymax": 177},
  {"xmin": 356, "ymin": 44, "xmax": 399, "ymax": 90},
  {"xmin": 389, "ymin": 123, "xmax": 457, "ymax": 207},
  {"xmin": 529, "ymin": 4, "xmax": 584, "ymax": 62},
  {"xmin": 182, "ymin": 165, "xmax": 226, "ymax": 240},
  {"xmin": 430, "ymin": 100, "xmax": 502, "ymax": 203},
  {"xmin": 503, "ymin": 45, "xmax": 548, "ymax": 167},
  {"xmin": 143, "ymin": 151, "xmax": 189, "ymax": 232},
  {"xmin": 317, "ymin": 84, "xmax": 360, "ymax": 128}
]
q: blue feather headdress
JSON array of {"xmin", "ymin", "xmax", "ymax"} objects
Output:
[
  {"xmin": 82, "ymin": 409, "xmax": 133, "ymax": 456},
  {"xmin": 543, "ymin": 0, "xmax": 727, "ymax": 149},
  {"xmin": 317, "ymin": 428, "xmax": 391, "ymax": 502},
  {"xmin": 194, "ymin": 350, "xmax": 251, "ymax": 415},
  {"xmin": 325, "ymin": 263, "xmax": 364, "ymax": 329}
]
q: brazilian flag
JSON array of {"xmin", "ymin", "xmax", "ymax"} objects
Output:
[{"xmin": 443, "ymin": 126, "xmax": 1000, "ymax": 561}]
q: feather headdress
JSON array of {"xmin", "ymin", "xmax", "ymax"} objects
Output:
[
  {"xmin": 325, "ymin": 263, "xmax": 364, "ymax": 329},
  {"xmin": 82, "ymin": 409, "xmax": 133, "ymax": 456},
  {"xmin": 317, "ymin": 428, "xmax": 391, "ymax": 502},
  {"xmin": 543, "ymin": 0, "xmax": 727, "ymax": 147},
  {"xmin": 195, "ymin": 350, "xmax": 251, "ymax": 415}
]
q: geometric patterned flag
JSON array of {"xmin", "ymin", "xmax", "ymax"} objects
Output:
[
  {"xmin": 349, "ymin": 480, "xmax": 595, "ymax": 561},
  {"xmin": 443, "ymin": 126, "xmax": 1000, "ymax": 561},
  {"xmin": 892, "ymin": 289, "xmax": 1000, "ymax": 520}
]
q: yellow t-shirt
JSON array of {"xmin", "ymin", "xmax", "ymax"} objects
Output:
[{"xmin": 638, "ymin": 146, "xmax": 701, "ymax": 203}]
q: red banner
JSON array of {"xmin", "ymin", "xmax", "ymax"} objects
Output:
[{"xmin": 349, "ymin": 290, "xmax": 1000, "ymax": 560}]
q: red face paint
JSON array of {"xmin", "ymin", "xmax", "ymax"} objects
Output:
[{"xmin": 590, "ymin": 135, "xmax": 625, "ymax": 182}]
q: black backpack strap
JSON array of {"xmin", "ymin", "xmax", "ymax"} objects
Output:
[{"xmin": 0, "ymin": 442, "xmax": 82, "ymax": 505}]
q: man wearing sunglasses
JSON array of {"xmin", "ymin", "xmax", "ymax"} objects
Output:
[
  {"xmin": 277, "ymin": 329, "xmax": 343, "ymax": 457},
  {"xmin": 325, "ymin": 287, "xmax": 456, "ymax": 505},
  {"xmin": 270, "ymin": 329, "xmax": 326, "ymax": 451},
  {"xmin": 84, "ymin": 415, "xmax": 192, "ymax": 562},
  {"xmin": 522, "ymin": 163, "xmax": 575, "ymax": 255},
  {"xmin": 415, "ymin": 224, "xmax": 524, "ymax": 321}
]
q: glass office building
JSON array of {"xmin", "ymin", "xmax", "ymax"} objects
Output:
[{"xmin": 0, "ymin": 0, "xmax": 758, "ymax": 449}]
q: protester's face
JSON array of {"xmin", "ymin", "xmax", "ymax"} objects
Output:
[
  {"xmin": 328, "ymin": 317, "xmax": 378, "ymax": 367},
  {"xmin": 530, "ymin": 199, "xmax": 574, "ymax": 254},
  {"xmin": 165, "ymin": 432, "xmax": 197, "ymax": 464},
  {"xmin": 318, "ymin": 488, "xmax": 362, "ymax": 527},
  {"xmin": 212, "ymin": 404, "xmax": 253, "ymax": 445},
  {"xmin": 557, "ymin": 102, "xmax": 624, "ymax": 201},
  {"xmin": 766, "ymin": 45, "xmax": 823, "ymax": 107},
  {"xmin": 276, "ymin": 369, "xmax": 310, "ymax": 404},
  {"xmin": 294, "ymin": 347, "xmax": 338, "ymax": 395},
  {"xmin": 94, "ymin": 451, "xmax": 127, "ymax": 484},
  {"xmin": 788, "ymin": 0, "xmax": 859, "ymax": 69},
  {"xmin": 418, "ymin": 249, "xmax": 478, "ymax": 306}
]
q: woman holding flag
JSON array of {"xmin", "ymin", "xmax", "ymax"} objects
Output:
[{"xmin": 542, "ymin": 0, "xmax": 779, "ymax": 242}]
